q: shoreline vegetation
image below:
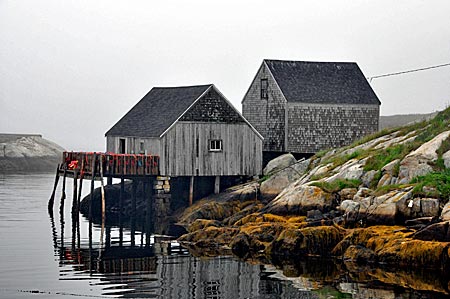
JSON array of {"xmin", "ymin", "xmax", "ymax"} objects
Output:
[{"xmin": 175, "ymin": 107, "xmax": 450, "ymax": 294}]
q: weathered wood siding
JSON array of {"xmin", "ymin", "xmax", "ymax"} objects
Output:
[
  {"xmin": 159, "ymin": 122, "xmax": 262, "ymax": 176},
  {"xmin": 106, "ymin": 136, "xmax": 161, "ymax": 156},
  {"xmin": 242, "ymin": 62, "xmax": 286, "ymax": 152},
  {"xmin": 287, "ymin": 103, "xmax": 380, "ymax": 153}
]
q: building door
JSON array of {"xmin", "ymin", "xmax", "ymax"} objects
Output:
[{"xmin": 119, "ymin": 138, "xmax": 126, "ymax": 154}]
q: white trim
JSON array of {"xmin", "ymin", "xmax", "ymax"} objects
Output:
[{"xmin": 159, "ymin": 85, "xmax": 213, "ymax": 138}]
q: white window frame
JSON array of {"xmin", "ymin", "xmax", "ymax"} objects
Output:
[{"xmin": 209, "ymin": 139, "xmax": 223, "ymax": 152}]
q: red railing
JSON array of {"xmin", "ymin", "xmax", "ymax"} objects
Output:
[{"xmin": 61, "ymin": 152, "xmax": 159, "ymax": 176}]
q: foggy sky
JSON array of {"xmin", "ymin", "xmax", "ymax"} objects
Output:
[{"xmin": 1, "ymin": 0, "xmax": 450, "ymax": 151}]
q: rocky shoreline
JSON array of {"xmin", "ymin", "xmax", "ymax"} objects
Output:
[{"xmin": 177, "ymin": 108, "xmax": 450, "ymax": 275}]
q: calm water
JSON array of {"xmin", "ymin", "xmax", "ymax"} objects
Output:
[{"xmin": 0, "ymin": 173, "xmax": 448, "ymax": 299}]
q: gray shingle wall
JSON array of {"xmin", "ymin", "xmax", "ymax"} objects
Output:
[
  {"xmin": 180, "ymin": 89, "xmax": 244, "ymax": 123},
  {"xmin": 287, "ymin": 103, "xmax": 379, "ymax": 153},
  {"xmin": 242, "ymin": 63, "xmax": 285, "ymax": 152}
]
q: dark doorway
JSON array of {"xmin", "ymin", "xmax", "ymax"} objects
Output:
[{"xmin": 119, "ymin": 138, "xmax": 126, "ymax": 154}]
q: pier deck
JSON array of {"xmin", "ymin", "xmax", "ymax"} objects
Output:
[{"xmin": 59, "ymin": 151, "xmax": 159, "ymax": 179}]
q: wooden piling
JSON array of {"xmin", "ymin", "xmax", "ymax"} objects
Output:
[
  {"xmin": 145, "ymin": 178, "xmax": 152, "ymax": 246},
  {"xmin": 119, "ymin": 176, "xmax": 124, "ymax": 246},
  {"xmin": 99, "ymin": 154, "xmax": 106, "ymax": 249},
  {"xmin": 59, "ymin": 169, "xmax": 67, "ymax": 216},
  {"xmin": 89, "ymin": 154, "xmax": 96, "ymax": 256},
  {"xmin": 48, "ymin": 164, "xmax": 60, "ymax": 214},
  {"xmin": 131, "ymin": 180, "xmax": 137, "ymax": 247},
  {"xmin": 214, "ymin": 175, "xmax": 220, "ymax": 194},
  {"xmin": 189, "ymin": 176, "xmax": 194, "ymax": 206},
  {"xmin": 71, "ymin": 171, "xmax": 78, "ymax": 250}
]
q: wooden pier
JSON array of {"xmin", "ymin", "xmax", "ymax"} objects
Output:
[
  {"xmin": 48, "ymin": 151, "xmax": 162, "ymax": 262},
  {"xmin": 58, "ymin": 151, "xmax": 159, "ymax": 179}
]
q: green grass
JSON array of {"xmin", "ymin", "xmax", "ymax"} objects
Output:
[
  {"xmin": 311, "ymin": 179, "xmax": 361, "ymax": 193},
  {"xmin": 363, "ymin": 143, "xmax": 415, "ymax": 172},
  {"xmin": 411, "ymin": 168, "xmax": 450, "ymax": 199}
]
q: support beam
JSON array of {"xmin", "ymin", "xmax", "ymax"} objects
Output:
[
  {"xmin": 99, "ymin": 155, "xmax": 106, "ymax": 249},
  {"xmin": 48, "ymin": 164, "xmax": 60, "ymax": 215},
  {"xmin": 59, "ymin": 169, "xmax": 67, "ymax": 216},
  {"xmin": 189, "ymin": 176, "xmax": 194, "ymax": 206},
  {"xmin": 119, "ymin": 176, "xmax": 124, "ymax": 246},
  {"xmin": 214, "ymin": 176, "xmax": 220, "ymax": 194},
  {"xmin": 131, "ymin": 180, "xmax": 137, "ymax": 247}
]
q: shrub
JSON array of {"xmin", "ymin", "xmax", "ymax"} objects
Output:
[{"xmin": 411, "ymin": 169, "xmax": 450, "ymax": 199}]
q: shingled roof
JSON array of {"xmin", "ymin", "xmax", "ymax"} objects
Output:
[
  {"xmin": 264, "ymin": 59, "xmax": 380, "ymax": 105},
  {"xmin": 105, "ymin": 85, "xmax": 212, "ymax": 137}
]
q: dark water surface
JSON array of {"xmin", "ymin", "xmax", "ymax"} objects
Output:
[{"xmin": 0, "ymin": 174, "xmax": 449, "ymax": 298}]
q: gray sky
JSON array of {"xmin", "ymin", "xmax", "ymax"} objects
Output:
[{"xmin": 1, "ymin": 0, "xmax": 449, "ymax": 151}]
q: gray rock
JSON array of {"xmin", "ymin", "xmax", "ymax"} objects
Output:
[
  {"xmin": 443, "ymin": 150, "xmax": 450, "ymax": 169},
  {"xmin": 263, "ymin": 153, "xmax": 296, "ymax": 176},
  {"xmin": 264, "ymin": 185, "xmax": 335, "ymax": 215},
  {"xmin": 361, "ymin": 170, "xmax": 378, "ymax": 188},
  {"xmin": 398, "ymin": 130, "xmax": 450, "ymax": 183},
  {"xmin": 441, "ymin": 201, "xmax": 450, "ymax": 221},
  {"xmin": 260, "ymin": 159, "xmax": 310, "ymax": 200},
  {"xmin": 339, "ymin": 188, "xmax": 358, "ymax": 201},
  {"xmin": 419, "ymin": 198, "xmax": 440, "ymax": 217},
  {"xmin": 413, "ymin": 221, "xmax": 450, "ymax": 242}
]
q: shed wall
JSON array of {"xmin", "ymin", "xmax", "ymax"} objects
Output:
[
  {"xmin": 159, "ymin": 122, "xmax": 262, "ymax": 176},
  {"xmin": 242, "ymin": 63, "xmax": 286, "ymax": 152},
  {"xmin": 287, "ymin": 103, "xmax": 379, "ymax": 153}
]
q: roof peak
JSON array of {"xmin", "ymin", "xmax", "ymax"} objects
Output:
[
  {"xmin": 264, "ymin": 59, "xmax": 357, "ymax": 65},
  {"xmin": 152, "ymin": 84, "xmax": 213, "ymax": 90}
]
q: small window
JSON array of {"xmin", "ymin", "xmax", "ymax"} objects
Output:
[
  {"xmin": 261, "ymin": 78, "xmax": 268, "ymax": 99},
  {"xmin": 209, "ymin": 139, "xmax": 222, "ymax": 152}
]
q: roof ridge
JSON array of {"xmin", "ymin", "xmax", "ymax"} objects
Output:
[
  {"xmin": 152, "ymin": 84, "xmax": 213, "ymax": 89},
  {"xmin": 264, "ymin": 59, "xmax": 357, "ymax": 65}
]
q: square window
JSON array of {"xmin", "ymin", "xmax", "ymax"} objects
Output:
[{"xmin": 209, "ymin": 139, "xmax": 222, "ymax": 152}]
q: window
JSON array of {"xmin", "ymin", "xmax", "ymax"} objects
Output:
[
  {"xmin": 261, "ymin": 78, "xmax": 268, "ymax": 99},
  {"xmin": 209, "ymin": 139, "xmax": 222, "ymax": 152}
]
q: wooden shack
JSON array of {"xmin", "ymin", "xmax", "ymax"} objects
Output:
[
  {"xmin": 105, "ymin": 84, "xmax": 263, "ymax": 202},
  {"xmin": 242, "ymin": 59, "xmax": 380, "ymax": 160}
]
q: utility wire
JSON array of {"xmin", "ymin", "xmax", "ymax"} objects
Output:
[{"xmin": 367, "ymin": 62, "xmax": 450, "ymax": 82}]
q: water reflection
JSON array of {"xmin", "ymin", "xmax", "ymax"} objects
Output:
[{"xmin": 40, "ymin": 170, "xmax": 450, "ymax": 299}]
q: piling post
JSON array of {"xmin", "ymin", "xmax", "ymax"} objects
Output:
[
  {"xmin": 131, "ymin": 180, "xmax": 137, "ymax": 247},
  {"xmin": 189, "ymin": 176, "xmax": 194, "ymax": 206},
  {"xmin": 119, "ymin": 176, "xmax": 124, "ymax": 246},
  {"xmin": 99, "ymin": 154, "xmax": 106, "ymax": 249},
  {"xmin": 214, "ymin": 176, "xmax": 220, "ymax": 194},
  {"xmin": 145, "ymin": 178, "xmax": 153, "ymax": 246},
  {"xmin": 89, "ymin": 153, "xmax": 97, "ymax": 263},
  {"xmin": 59, "ymin": 169, "xmax": 67, "ymax": 216},
  {"xmin": 48, "ymin": 164, "xmax": 60, "ymax": 215},
  {"xmin": 71, "ymin": 171, "xmax": 78, "ymax": 250}
]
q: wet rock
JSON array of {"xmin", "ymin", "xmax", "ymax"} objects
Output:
[
  {"xmin": 405, "ymin": 216, "xmax": 438, "ymax": 227},
  {"xmin": 413, "ymin": 221, "xmax": 450, "ymax": 242},
  {"xmin": 306, "ymin": 209, "xmax": 323, "ymax": 221},
  {"xmin": 263, "ymin": 153, "xmax": 296, "ymax": 176},
  {"xmin": 343, "ymin": 245, "xmax": 377, "ymax": 264},
  {"xmin": 268, "ymin": 226, "xmax": 342, "ymax": 257},
  {"xmin": 187, "ymin": 219, "xmax": 222, "ymax": 233}
]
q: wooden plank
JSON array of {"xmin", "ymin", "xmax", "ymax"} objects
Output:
[{"xmin": 48, "ymin": 164, "xmax": 60, "ymax": 215}]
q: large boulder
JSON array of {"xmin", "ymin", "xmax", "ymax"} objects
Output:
[
  {"xmin": 413, "ymin": 221, "xmax": 450, "ymax": 242},
  {"xmin": 263, "ymin": 153, "xmax": 297, "ymax": 176},
  {"xmin": 260, "ymin": 159, "xmax": 310, "ymax": 200},
  {"xmin": 398, "ymin": 131, "xmax": 450, "ymax": 184},
  {"xmin": 263, "ymin": 185, "xmax": 335, "ymax": 215}
]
